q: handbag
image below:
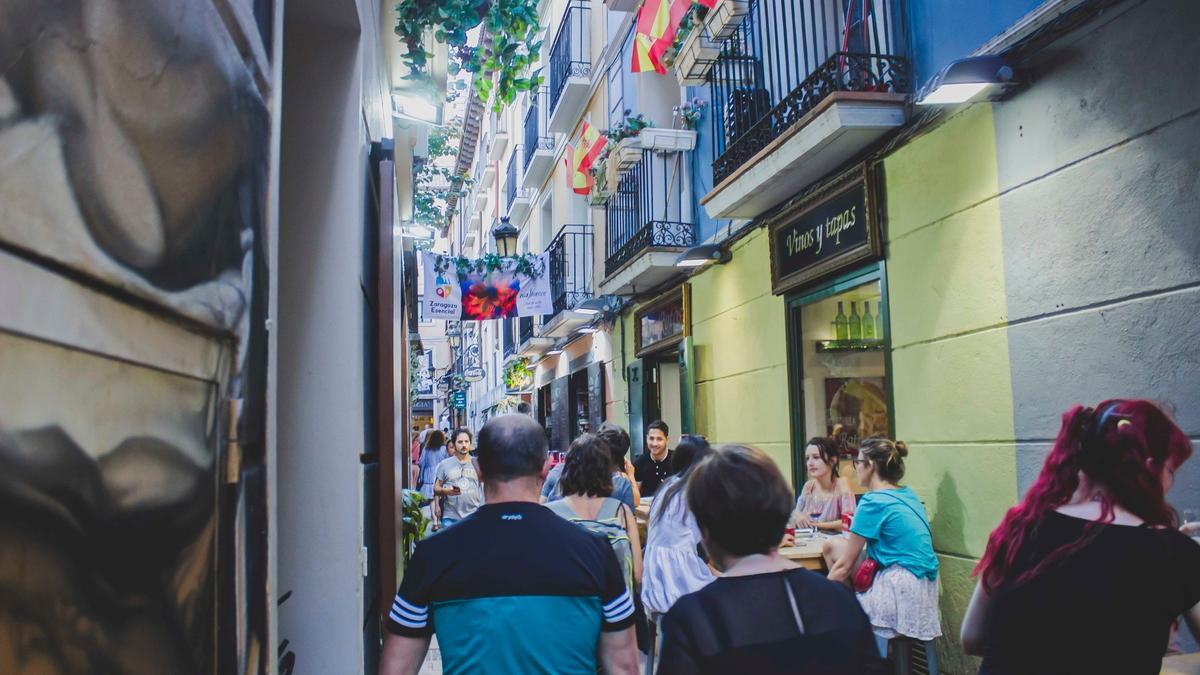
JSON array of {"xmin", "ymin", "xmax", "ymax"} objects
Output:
[{"xmin": 851, "ymin": 492, "xmax": 932, "ymax": 593}]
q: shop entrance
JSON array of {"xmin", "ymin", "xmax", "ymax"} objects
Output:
[
  {"xmin": 785, "ymin": 265, "xmax": 892, "ymax": 492},
  {"xmin": 626, "ymin": 284, "xmax": 695, "ymax": 458}
]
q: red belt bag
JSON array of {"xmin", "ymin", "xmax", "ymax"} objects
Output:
[{"xmin": 850, "ymin": 492, "xmax": 931, "ymax": 594}]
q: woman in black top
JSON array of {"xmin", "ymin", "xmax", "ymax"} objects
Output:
[
  {"xmin": 962, "ymin": 399, "xmax": 1200, "ymax": 674},
  {"xmin": 657, "ymin": 444, "xmax": 885, "ymax": 675}
]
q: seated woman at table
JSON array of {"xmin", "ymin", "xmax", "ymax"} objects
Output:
[
  {"xmin": 657, "ymin": 444, "xmax": 884, "ymax": 675},
  {"xmin": 790, "ymin": 436, "xmax": 856, "ymax": 533},
  {"xmin": 960, "ymin": 399, "xmax": 1200, "ymax": 675},
  {"xmin": 823, "ymin": 438, "xmax": 941, "ymax": 660},
  {"xmin": 641, "ymin": 434, "xmax": 716, "ymax": 619}
]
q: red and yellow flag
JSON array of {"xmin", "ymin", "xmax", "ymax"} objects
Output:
[
  {"xmin": 564, "ymin": 143, "xmax": 592, "ymax": 195},
  {"xmin": 577, "ymin": 121, "xmax": 608, "ymax": 173},
  {"xmin": 632, "ymin": 0, "xmax": 693, "ymax": 74}
]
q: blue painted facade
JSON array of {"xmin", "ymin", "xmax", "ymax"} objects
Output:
[{"xmin": 905, "ymin": 0, "xmax": 1044, "ymax": 87}]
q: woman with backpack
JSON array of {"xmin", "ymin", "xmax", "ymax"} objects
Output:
[
  {"xmin": 823, "ymin": 437, "xmax": 940, "ymax": 665},
  {"xmin": 547, "ymin": 433, "xmax": 643, "ymax": 591}
]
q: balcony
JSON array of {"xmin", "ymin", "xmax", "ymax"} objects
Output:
[
  {"xmin": 506, "ymin": 149, "xmax": 533, "ymax": 225},
  {"xmin": 517, "ymin": 315, "xmax": 554, "ymax": 356},
  {"xmin": 487, "ymin": 112, "xmax": 509, "ymax": 164},
  {"xmin": 503, "ymin": 317, "xmax": 516, "ymax": 359},
  {"xmin": 542, "ymin": 223, "xmax": 595, "ymax": 337},
  {"xmin": 522, "ymin": 87, "xmax": 556, "ymax": 189},
  {"xmin": 599, "ymin": 150, "xmax": 695, "ymax": 296},
  {"xmin": 702, "ymin": 0, "xmax": 910, "ymax": 220},
  {"xmin": 547, "ymin": 0, "xmax": 592, "ymax": 133}
]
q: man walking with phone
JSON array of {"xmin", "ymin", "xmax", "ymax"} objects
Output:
[{"xmin": 432, "ymin": 428, "xmax": 482, "ymax": 529}]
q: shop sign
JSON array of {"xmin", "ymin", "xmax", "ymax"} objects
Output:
[
  {"xmin": 769, "ymin": 165, "xmax": 882, "ymax": 294},
  {"xmin": 636, "ymin": 284, "xmax": 691, "ymax": 357},
  {"xmin": 463, "ymin": 366, "xmax": 485, "ymax": 382},
  {"xmin": 451, "ymin": 391, "xmax": 467, "ymax": 409}
]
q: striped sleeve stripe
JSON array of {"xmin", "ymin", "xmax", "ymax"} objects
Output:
[
  {"xmin": 603, "ymin": 596, "xmax": 634, "ymax": 621},
  {"xmin": 388, "ymin": 609, "xmax": 428, "ymax": 629},
  {"xmin": 603, "ymin": 590, "xmax": 631, "ymax": 613},
  {"xmin": 390, "ymin": 603, "xmax": 426, "ymax": 623},
  {"xmin": 393, "ymin": 596, "xmax": 428, "ymax": 616}
]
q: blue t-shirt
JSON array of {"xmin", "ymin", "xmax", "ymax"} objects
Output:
[
  {"xmin": 542, "ymin": 464, "xmax": 635, "ymax": 509},
  {"xmin": 849, "ymin": 486, "xmax": 938, "ymax": 580}
]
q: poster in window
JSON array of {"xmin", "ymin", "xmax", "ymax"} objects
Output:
[{"xmin": 823, "ymin": 377, "xmax": 889, "ymax": 453}]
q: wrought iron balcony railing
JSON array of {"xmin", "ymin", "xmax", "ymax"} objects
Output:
[
  {"xmin": 519, "ymin": 316, "xmax": 535, "ymax": 344},
  {"xmin": 548, "ymin": 0, "xmax": 591, "ymax": 115},
  {"xmin": 505, "ymin": 150, "xmax": 528, "ymax": 213},
  {"xmin": 523, "ymin": 87, "xmax": 554, "ymax": 174},
  {"xmin": 605, "ymin": 150, "xmax": 695, "ymax": 277},
  {"xmin": 503, "ymin": 317, "xmax": 516, "ymax": 357},
  {"xmin": 709, "ymin": 0, "xmax": 910, "ymax": 184},
  {"xmin": 547, "ymin": 223, "xmax": 594, "ymax": 318}
]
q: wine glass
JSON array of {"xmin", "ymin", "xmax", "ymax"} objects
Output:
[{"xmin": 1183, "ymin": 509, "xmax": 1199, "ymax": 543}]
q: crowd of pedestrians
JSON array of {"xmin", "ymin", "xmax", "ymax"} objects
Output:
[{"xmin": 385, "ymin": 398, "xmax": 1199, "ymax": 674}]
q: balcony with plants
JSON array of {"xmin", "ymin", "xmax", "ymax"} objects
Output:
[
  {"xmin": 547, "ymin": 0, "xmax": 592, "ymax": 133},
  {"xmin": 702, "ymin": 0, "xmax": 910, "ymax": 219},
  {"xmin": 595, "ymin": 113, "xmax": 697, "ymax": 297},
  {"xmin": 522, "ymin": 86, "xmax": 556, "ymax": 188}
]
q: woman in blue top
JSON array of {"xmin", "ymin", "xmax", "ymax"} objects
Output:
[
  {"xmin": 416, "ymin": 430, "xmax": 449, "ymax": 500},
  {"xmin": 824, "ymin": 437, "xmax": 941, "ymax": 653}
]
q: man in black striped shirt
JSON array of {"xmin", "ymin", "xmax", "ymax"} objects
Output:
[{"xmin": 380, "ymin": 414, "xmax": 639, "ymax": 675}]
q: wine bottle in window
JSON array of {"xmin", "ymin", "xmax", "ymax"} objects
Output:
[
  {"xmin": 862, "ymin": 301, "xmax": 876, "ymax": 340},
  {"xmin": 849, "ymin": 301, "xmax": 862, "ymax": 340},
  {"xmin": 875, "ymin": 310, "xmax": 884, "ymax": 339},
  {"xmin": 835, "ymin": 302, "xmax": 849, "ymax": 340}
]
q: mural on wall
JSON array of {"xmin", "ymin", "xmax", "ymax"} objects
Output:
[{"xmin": 0, "ymin": 0, "xmax": 272, "ymax": 673}]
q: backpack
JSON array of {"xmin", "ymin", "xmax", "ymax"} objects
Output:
[{"xmin": 547, "ymin": 497, "xmax": 635, "ymax": 592}]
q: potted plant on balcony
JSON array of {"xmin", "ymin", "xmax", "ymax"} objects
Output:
[
  {"xmin": 703, "ymin": 0, "xmax": 750, "ymax": 41},
  {"xmin": 605, "ymin": 111, "xmax": 652, "ymax": 169},
  {"xmin": 665, "ymin": 4, "xmax": 720, "ymax": 86},
  {"xmin": 588, "ymin": 154, "xmax": 613, "ymax": 206}
]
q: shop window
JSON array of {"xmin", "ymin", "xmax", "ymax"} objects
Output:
[{"xmin": 787, "ymin": 271, "xmax": 889, "ymax": 492}]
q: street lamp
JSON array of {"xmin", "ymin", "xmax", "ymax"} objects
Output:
[{"xmin": 492, "ymin": 216, "xmax": 520, "ymax": 257}]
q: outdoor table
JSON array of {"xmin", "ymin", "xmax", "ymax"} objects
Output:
[
  {"xmin": 1161, "ymin": 652, "xmax": 1200, "ymax": 674},
  {"xmin": 779, "ymin": 537, "xmax": 827, "ymax": 571}
]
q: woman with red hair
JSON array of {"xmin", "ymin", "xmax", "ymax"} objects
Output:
[{"xmin": 961, "ymin": 399, "xmax": 1200, "ymax": 674}]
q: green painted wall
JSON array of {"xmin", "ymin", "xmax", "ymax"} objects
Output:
[
  {"xmin": 609, "ymin": 229, "xmax": 794, "ymax": 485},
  {"xmin": 689, "ymin": 229, "xmax": 792, "ymax": 481},
  {"xmin": 882, "ymin": 103, "xmax": 1017, "ymax": 674}
]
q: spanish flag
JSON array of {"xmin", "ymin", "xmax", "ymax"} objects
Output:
[
  {"xmin": 632, "ymin": 0, "xmax": 694, "ymax": 74},
  {"xmin": 577, "ymin": 121, "xmax": 608, "ymax": 173},
  {"xmin": 564, "ymin": 143, "xmax": 592, "ymax": 195}
]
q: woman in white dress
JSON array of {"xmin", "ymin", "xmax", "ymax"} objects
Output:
[{"xmin": 641, "ymin": 434, "xmax": 716, "ymax": 618}]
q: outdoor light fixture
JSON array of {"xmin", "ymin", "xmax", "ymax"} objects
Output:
[
  {"xmin": 675, "ymin": 244, "xmax": 730, "ymax": 268},
  {"xmin": 576, "ymin": 325, "xmax": 599, "ymax": 335},
  {"xmin": 545, "ymin": 345, "xmax": 564, "ymax": 356},
  {"xmin": 491, "ymin": 217, "xmax": 520, "ymax": 257},
  {"xmin": 447, "ymin": 333, "xmax": 461, "ymax": 349},
  {"xmin": 917, "ymin": 55, "xmax": 1017, "ymax": 106},
  {"xmin": 575, "ymin": 295, "xmax": 623, "ymax": 316}
]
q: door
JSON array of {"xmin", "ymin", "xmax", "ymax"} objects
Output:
[{"xmin": 626, "ymin": 359, "xmax": 645, "ymax": 458}]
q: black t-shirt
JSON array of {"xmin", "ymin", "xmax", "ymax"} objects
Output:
[
  {"xmin": 634, "ymin": 450, "xmax": 675, "ymax": 497},
  {"xmin": 979, "ymin": 511, "xmax": 1200, "ymax": 675},
  {"xmin": 658, "ymin": 568, "xmax": 886, "ymax": 675}
]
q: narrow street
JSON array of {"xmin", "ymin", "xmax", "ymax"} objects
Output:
[{"xmin": 0, "ymin": 0, "xmax": 1197, "ymax": 673}]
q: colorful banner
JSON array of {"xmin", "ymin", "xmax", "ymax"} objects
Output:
[
  {"xmin": 420, "ymin": 252, "xmax": 554, "ymax": 320},
  {"xmin": 632, "ymin": 0, "xmax": 691, "ymax": 74}
]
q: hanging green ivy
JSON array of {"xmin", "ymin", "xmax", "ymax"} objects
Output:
[
  {"xmin": 432, "ymin": 252, "xmax": 546, "ymax": 281},
  {"xmin": 503, "ymin": 358, "xmax": 534, "ymax": 390},
  {"xmin": 414, "ymin": 125, "xmax": 471, "ymax": 229},
  {"xmin": 395, "ymin": 0, "xmax": 544, "ymax": 113}
]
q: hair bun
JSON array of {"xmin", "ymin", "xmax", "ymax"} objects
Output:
[{"xmin": 893, "ymin": 441, "xmax": 909, "ymax": 457}]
